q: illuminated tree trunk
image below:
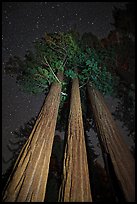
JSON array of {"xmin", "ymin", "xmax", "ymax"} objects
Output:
[
  {"xmin": 2, "ymin": 72, "xmax": 63, "ymax": 202},
  {"xmin": 87, "ymin": 83, "xmax": 135, "ymax": 202},
  {"xmin": 58, "ymin": 78, "xmax": 92, "ymax": 202}
]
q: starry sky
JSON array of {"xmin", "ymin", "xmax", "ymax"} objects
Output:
[{"xmin": 2, "ymin": 2, "xmax": 127, "ymax": 174}]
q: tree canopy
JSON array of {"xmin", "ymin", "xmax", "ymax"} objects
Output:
[{"xmin": 4, "ymin": 30, "xmax": 115, "ymax": 98}]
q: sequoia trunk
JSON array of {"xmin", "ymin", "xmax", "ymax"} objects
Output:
[
  {"xmin": 58, "ymin": 78, "xmax": 92, "ymax": 202},
  {"xmin": 3, "ymin": 72, "xmax": 63, "ymax": 202},
  {"xmin": 87, "ymin": 83, "xmax": 135, "ymax": 202}
]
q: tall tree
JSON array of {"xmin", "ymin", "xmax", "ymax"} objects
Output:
[
  {"xmin": 2, "ymin": 32, "xmax": 76, "ymax": 202},
  {"xmin": 2, "ymin": 71, "xmax": 63, "ymax": 202},
  {"xmin": 58, "ymin": 77, "xmax": 92, "ymax": 202},
  {"xmin": 87, "ymin": 83, "xmax": 135, "ymax": 201},
  {"xmin": 3, "ymin": 30, "xmax": 117, "ymax": 201}
]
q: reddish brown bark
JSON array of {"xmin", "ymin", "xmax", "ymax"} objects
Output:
[
  {"xmin": 87, "ymin": 83, "xmax": 135, "ymax": 202},
  {"xmin": 58, "ymin": 78, "xmax": 92, "ymax": 202},
  {"xmin": 2, "ymin": 72, "xmax": 63, "ymax": 202}
]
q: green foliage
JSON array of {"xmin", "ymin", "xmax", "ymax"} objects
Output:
[
  {"xmin": 17, "ymin": 60, "xmax": 50, "ymax": 94},
  {"xmin": 4, "ymin": 31, "xmax": 81, "ymax": 95},
  {"xmin": 5, "ymin": 31, "xmax": 117, "ymax": 97},
  {"xmin": 75, "ymin": 48, "xmax": 115, "ymax": 95},
  {"xmin": 65, "ymin": 69, "xmax": 77, "ymax": 79}
]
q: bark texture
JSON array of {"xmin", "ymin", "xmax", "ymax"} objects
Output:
[
  {"xmin": 87, "ymin": 83, "xmax": 135, "ymax": 202},
  {"xmin": 2, "ymin": 72, "xmax": 63, "ymax": 202},
  {"xmin": 58, "ymin": 78, "xmax": 92, "ymax": 202}
]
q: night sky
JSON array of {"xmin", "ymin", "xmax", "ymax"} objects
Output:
[{"xmin": 2, "ymin": 2, "xmax": 128, "ymax": 174}]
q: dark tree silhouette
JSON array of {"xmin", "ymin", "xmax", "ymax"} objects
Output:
[
  {"xmin": 2, "ymin": 117, "xmax": 36, "ymax": 192},
  {"xmin": 112, "ymin": 2, "xmax": 135, "ymax": 36},
  {"xmin": 81, "ymin": 32, "xmax": 101, "ymax": 49}
]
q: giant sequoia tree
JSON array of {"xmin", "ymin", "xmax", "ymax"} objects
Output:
[
  {"xmin": 2, "ymin": 31, "xmax": 92, "ymax": 201},
  {"xmin": 3, "ymin": 29, "xmax": 134, "ymax": 201},
  {"xmin": 2, "ymin": 32, "xmax": 77, "ymax": 202},
  {"xmin": 87, "ymin": 83, "xmax": 135, "ymax": 201},
  {"xmin": 58, "ymin": 77, "xmax": 92, "ymax": 202},
  {"xmin": 3, "ymin": 72, "xmax": 63, "ymax": 202}
]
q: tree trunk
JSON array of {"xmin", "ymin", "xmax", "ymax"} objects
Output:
[
  {"xmin": 87, "ymin": 83, "xmax": 135, "ymax": 202},
  {"xmin": 2, "ymin": 72, "xmax": 63, "ymax": 202},
  {"xmin": 58, "ymin": 78, "xmax": 92, "ymax": 202}
]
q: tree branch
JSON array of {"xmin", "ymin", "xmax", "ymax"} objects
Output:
[
  {"xmin": 46, "ymin": 38, "xmax": 67, "ymax": 54},
  {"xmin": 59, "ymin": 54, "xmax": 68, "ymax": 71},
  {"xmin": 79, "ymin": 79, "xmax": 89, "ymax": 89},
  {"xmin": 48, "ymin": 45, "xmax": 66, "ymax": 56},
  {"xmin": 43, "ymin": 56, "xmax": 62, "ymax": 84}
]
